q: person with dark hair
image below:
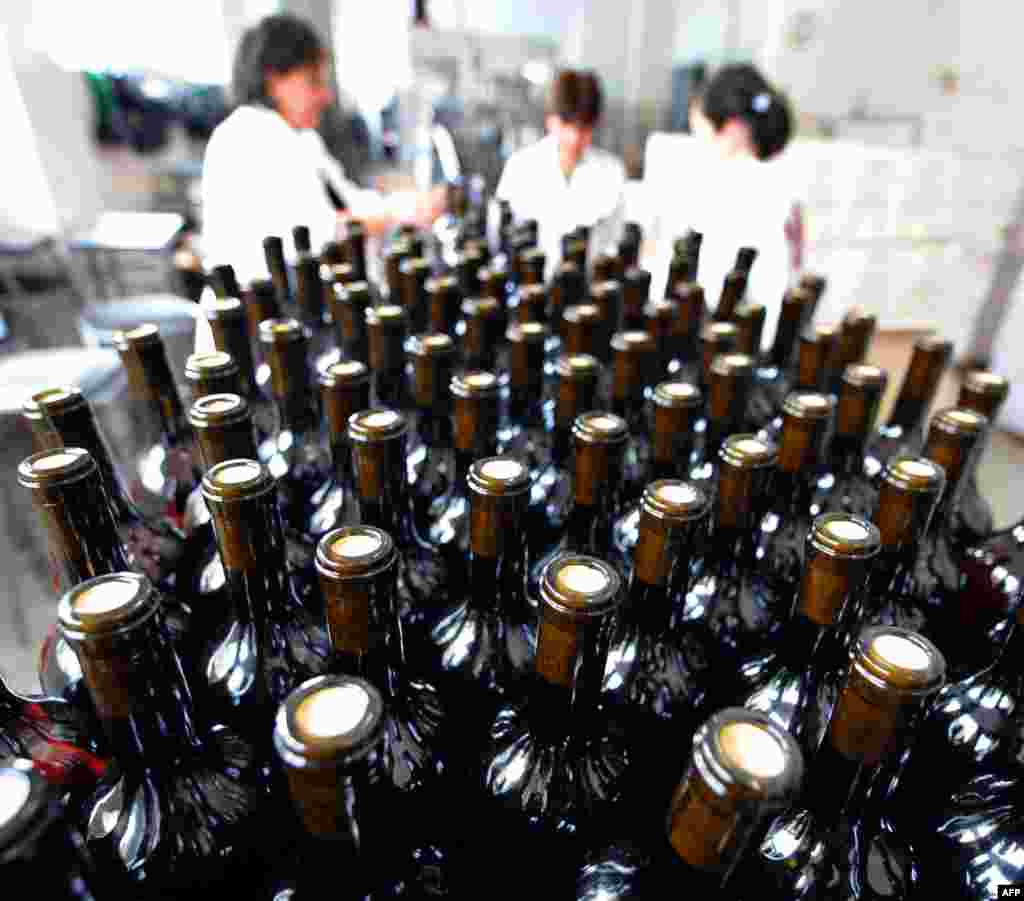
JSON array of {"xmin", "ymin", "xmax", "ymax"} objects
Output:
[
  {"xmin": 495, "ymin": 68, "xmax": 625, "ymax": 278},
  {"xmin": 200, "ymin": 13, "xmax": 445, "ymax": 284},
  {"xmin": 648, "ymin": 63, "xmax": 804, "ymax": 344}
]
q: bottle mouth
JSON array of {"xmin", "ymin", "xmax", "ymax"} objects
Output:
[
  {"xmin": 258, "ymin": 318, "xmax": 304, "ymax": 345},
  {"xmin": 347, "ymin": 407, "xmax": 408, "ymax": 443},
  {"xmin": 642, "ymin": 479, "xmax": 710, "ymax": 523},
  {"xmin": 654, "ymin": 380, "xmax": 702, "ymax": 409},
  {"xmin": 694, "ymin": 708, "xmax": 803, "ymax": 799},
  {"xmin": 31, "ymin": 385, "xmax": 86, "ymax": 418},
  {"xmin": 556, "ymin": 353, "xmax": 601, "ymax": 381},
  {"xmin": 719, "ymin": 434, "xmax": 778, "ymax": 470},
  {"xmin": 188, "ymin": 393, "xmax": 250, "ymax": 430},
  {"xmin": 643, "ymin": 299, "xmax": 678, "ymax": 322},
  {"xmin": 274, "ymin": 675, "xmax": 385, "ymax": 767},
  {"xmin": 612, "ymin": 330, "xmax": 656, "ymax": 354},
  {"xmin": 573, "ymin": 410, "xmax": 629, "ymax": 445},
  {"xmin": 883, "ymin": 455, "xmax": 946, "ymax": 494},
  {"xmin": 185, "ymin": 351, "xmax": 237, "ymax": 382},
  {"xmin": 317, "ymin": 359, "xmax": 370, "ymax": 388},
  {"xmin": 112, "ymin": 322, "xmax": 160, "ymax": 350},
  {"xmin": 316, "ymin": 525, "xmax": 396, "ymax": 580},
  {"xmin": 451, "ymin": 370, "xmax": 500, "ymax": 399},
  {"xmin": 702, "ymin": 322, "xmax": 739, "ymax": 344},
  {"xmin": 540, "ymin": 554, "xmax": 621, "ymax": 619},
  {"xmin": 202, "ymin": 458, "xmax": 274, "ymax": 502},
  {"xmin": 367, "ymin": 305, "xmax": 406, "ymax": 326},
  {"xmin": 710, "ymin": 353, "xmax": 755, "ymax": 378},
  {"xmin": 468, "ymin": 456, "xmax": 531, "ymax": 497},
  {"xmin": 18, "ymin": 446, "xmax": 96, "ymax": 489},
  {"xmin": 782, "ymin": 391, "xmax": 836, "ymax": 421},
  {"xmin": 59, "ymin": 572, "xmax": 159, "ymax": 639},
  {"xmin": 842, "ymin": 364, "xmax": 886, "ymax": 389},
  {"xmin": 963, "ymin": 369, "xmax": 1009, "ymax": 398},
  {"xmin": 339, "ymin": 281, "xmax": 371, "ymax": 301},
  {"xmin": 808, "ymin": 513, "xmax": 881, "ymax": 559},
  {"xmin": 407, "ymin": 333, "xmax": 456, "ymax": 358},
  {"xmin": 508, "ymin": 321, "xmax": 548, "ymax": 344},
  {"xmin": 564, "ymin": 303, "xmax": 602, "ymax": 324},
  {"xmin": 590, "ymin": 279, "xmax": 621, "ymax": 299},
  {"xmin": 851, "ymin": 626, "xmax": 946, "ymax": 698},
  {"xmin": 915, "ymin": 334, "xmax": 953, "ymax": 355},
  {"xmin": 929, "ymin": 406, "xmax": 989, "ymax": 438}
]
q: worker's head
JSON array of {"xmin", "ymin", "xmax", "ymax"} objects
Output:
[
  {"xmin": 546, "ymin": 70, "xmax": 604, "ymax": 172},
  {"xmin": 691, "ymin": 64, "xmax": 793, "ymax": 161},
  {"xmin": 232, "ymin": 14, "xmax": 334, "ymax": 130}
]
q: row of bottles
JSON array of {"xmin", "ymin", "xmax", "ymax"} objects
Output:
[{"xmin": 4, "ymin": 205, "xmax": 1023, "ymax": 900}]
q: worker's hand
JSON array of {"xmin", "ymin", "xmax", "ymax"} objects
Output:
[{"xmin": 414, "ymin": 185, "xmax": 448, "ymax": 227}]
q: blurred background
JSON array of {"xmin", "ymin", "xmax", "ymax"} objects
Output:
[{"xmin": 0, "ymin": 0, "xmax": 1023, "ymax": 689}]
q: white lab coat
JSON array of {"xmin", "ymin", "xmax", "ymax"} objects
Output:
[
  {"xmin": 645, "ymin": 138, "xmax": 799, "ymax": 347},
  {"xmin": 200, "ymin": 104, "xmax": 395, "ymax": 285},
  {"xmin": 495, "ymin": 134, "xmax": 626, "ymax": 280}
]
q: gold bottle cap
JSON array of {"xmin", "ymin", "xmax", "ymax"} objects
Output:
[
  {"xmin": 882, "ymin": 455, "xmax": 946, "ymax": 495},
  {"xmin": 317, "ymin": 359, "xmax": 370, "ymax": 389},
  {"xmin": 641, "ymin": 479, "xmax": 710, "ymax": 524},
  {"xmin": 31, "ymin": 385, "xmax": 86, "ymax": 419},
  {"xmin": 275, "ymin": 675, "xmax": 385, "ymax": 765},
  {"xmin": 407, "ymin": 333, "xmax": 456, "ymax": 358},
  {"xmin": 315, "ymin": 525, "xmax": 397, "ymax": 581},
  {"xmin": 572, "ymin": 410, "xmax": 629, "ymax": 446},
  {"xmin": 111, "ymin": 322, "xmax": 160, "ymax": 350},
  {"xmin": 843, "ymin": 363, "xmax": 887, "ymax": 389},
  {"xmin": 184, "ymin": 351, "xmax": 238, "ymax": 383},
  {"xmin": 188, "ymin": 393, "xmax": 251, "ymax": 430},
  {"xmin": 653, "ymin": 380, "xmax": 702, "ymax": 409},
  {"xmin": 808, "ymin": 513, "xmax": 881, "ymax": 559},
  {"xmin": 644, "ymin": 298, "xmax": 678, "ymax": 322},
  {"xmin": 507, "ymin": 321, "xmax": 548, "ymax": 345},
  {"xmin": 450, "ymin": 370, "xmax": 500, "ymax": 399},
  {"xmin": 347, "ymin": 407, "xmax": 408, "ymax": 444},
  {"xmin": 426, "ymin": 274, "xmax": 458, "ymax": 298},
  {"xmin": 701, "ymin": 321, "xmax": 739, "ymax": 345},
  {"xmin": 202, "ymin": 458, "xmax": 275, "ymax": 503},
  {"xmin": 719, "ymin": 434, "xmax": 778, "ymax": 470},
  {"xmin": 782, "ymin": 391, "xmax": 836, "ymax": 421},
  {"xmin": 928, "ymin": 406, "xmax": 989, "ymax": 438},
  {"xmin": 258, "ymin": 317, "xmax": 304, "ymax": 346},
  {"xmin": 59, "ymin": 572, "xmax": 159, "ymax": 639},
  {"xmin": 709, "ymin": 352, "xmax": 756, "ymax": 379},
  {"xmin": 962, "ymin": 369, "xmax": 1009, "ymax": 399},
  {"xmin": 467, "ymin": 456, "xmax": 531, "ymax": 497},
  {"xmin": 341, "ymin": 281, "xmax": 371, "ymax": 303},
  {"xmin": 540, "ymin": 554, "xmax": 621, "ymax": 619},
  {"xmin": 366, "ymin": 304, "xmax": 406, "ymax": 327},
  {"xmin": 17, "ymin": 446, "xmax": 95, "ymax": 489},
  {"xmin": 611, "ymin": 330, "xmax": 656, "ymax": 355},
  {"xmin": 556, "ymin": 353, "xmax": 601, "ymax": 381},
  {"xmin": 517, "ymin": 284, "xmax": 547, "ymax": 316},
  {"xmin": 851, "ymin": 626, "xmax": 946, "ymax": 697},
  {"xmin": 563, "ymin": 303, "xmax": 602, "ymax": 325}
]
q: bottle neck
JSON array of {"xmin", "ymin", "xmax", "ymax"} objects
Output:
[
  {"xmin": 509, "ymin": 385, "xmax": 545, "ymax": 425},
  {"xmin": 831, "ymin": 432, "xmax": 868, "ymax": 477},
  {"xmin": 467, "ymin": 499, "xmax": 528, "ymax": 616},
  {"xmin": 801, "ymin": 738, "xmax": 867, "ymax": 829},
  {"xmin": 35, "ymin": 476, "xmax": 131, "ymax": 594},
  {"xmin": 416, "ymin": 409, "xmax": 454, "ymax": 448},
  {"xmin": 135, "ymin": 349, "xmax": 191, "ymax": 448},
  {"xmin": 533, "ymin": 610, "xmax": 611, "ymax": 731},
  {"xmin": 274, "ymin": 389, "xmax": 319, "ymax": 440},
  {"xmin": 210, "ymin": 318, "xmax": 259, "ymax": 395},
  {"xmin": 626, "ymin": 517, "xmax": 702, "ymax": 630},
  {"xmin": 886, "ymin": 393, "xmax": 926, "ymax": 433},
  {"xmin": 354, "ymin": 440, "xmax": 416, "ymax": 547},
  {"xmin": 75, "ymin": 616, "xmax": 203, "ymax": 767}
]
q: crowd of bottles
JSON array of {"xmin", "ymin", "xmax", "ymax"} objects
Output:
[{"xmin": 2, "ymin": 186, "xmax": 1023, "ymax": 900}]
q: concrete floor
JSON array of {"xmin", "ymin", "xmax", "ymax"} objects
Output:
[{"xmin": 0, "ymin": 282, "xmax": 1022, "ymax": 698}]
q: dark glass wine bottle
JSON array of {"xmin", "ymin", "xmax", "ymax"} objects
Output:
[
  {"xmin": 797, "ymin": 271, "xmax": 827, "ymax": 320},
  {"xmin": 525, "ymin": 353, "xmax": 603, "ymax": 561},
  {"xmin": 575, "ymin": 708, "xmax": 803, "ymax": 900},
  {"xmin": 696, "ymin": 319, "xmax": 738, "ymax": 391},
  {"xmin": 621, "ymin": 267, "xmax": 651, "ymax": 331},
  {"xmin": 714, "ymin": 249, "xmax": 756, "ymax": 322},
  {"xmin": 58, "ymin": 572, "xmax": 274, "ymax": 897},
  {"xmin": 366, "ymin": 303, "xmax": 411, "ymax": 410},
  {"xmin": 472, "ymin": 554, "xmax": 628, "ymax": 897},
  {"xmin": 733, "ymin": 301, "xmax": 766, "ymax": 358},
  {"xmin": 400, "ymin": 256, "xmax": 432, "ymax": 335},
  {"xmin": 344, "ymin": 218, "xmax": 368, "ymax": 282},
  {"xmin": 428, "ymin": 457, "xmax": 535, "ymax": 730},
  {"xmin": 829, "ymin": 306, "xmax": 877, "ymax": 394},
  {"xmin": 385, "ymin": 239, "xmax": 413, "ymax": 303},
  {"xmin": 406, "ymin": 333, "xmax": 457, "ymax": 532},
  {"xmin": 456, "ymin": 244, "xmax": 485, "ymax": 298},
  {"xmin": 263, "ymin": 235, "xmax": 291, "ymax": 309},
  {"xmin": 618, "ymin": 222, "xmax": 643, "ymax": 269},
  {"xmin": 669, "ymin": 283, "xmax": 709, "ymax": 380},
  {"xmin": 956, "ymin": 369, "xmax": 1010, "ymax": 542},
  {"xmin": 479, "ymin": 263, "xmax": 511, "ymax": 345},
  {"xmin": 644, "ymin": 298, "xmax": 682, "ymax": 382},
  {"xmin": 562, "ymin": 232, "xmax": 588, "ymax": 273},
  {"xmin": 200, "ymin": 458, "xmax": 330, "ymax": 746},
  {"xmin": 528, "ymin": 411, "xmax": 629, "ymax": 600},
  {"xmin": 257, "ymin": 318, "xmax": 332, "ymax": 542},
  {"xmin": 686, "ymin": 433, "xmax": 782, "ymax": 705},
  {"xmin": 603, "ymin": 480, "xmax": 713, "ymax": 808},
  {"xmin": 817, "ymin": 363, "xmax": 889, "ymax": 519},
  {"xmin": 744, "ymin": 513, "xmax": 881, "ymax": 763},
  {"xmin": 550, "ymin": 259, "xmax": 586, "ymax": 336},
  {"xmin": 688, "ymin": 352, "xmax": 756, "ymax": 489},
  {"xmin": 425, "ymin": 370, "xmax": 501, "ymax": 589},
  {"xmin": 32, "ymin": 388, "xmax": 190, "ymax": 608},
  {"xmin": 427, "ymin": 275, "xmax": 462, "ymax": 337},
  {"xmin": 613, "ymin": 380, "xmax": 703, "ymax": 565},
  {"xmin": 514, "ymin": 283, "xmax": 548, "ymax": 326},
  {"xmin": 460, "ymin": 296, "xmax": 504, "ymax": 371},
  {"xmin": 329, "ymin": 280, "xmax": 373, "ymax": 364},
  {"xmin": 869, "ymin": 333, "xmax": 953, "ymax": 465},
  {"xmin": 184, "ymin": 350, "xmax": 240, "ymax": 405},
  {"xmin": 592, "ymin": 252, "xmax": 623, "ymax": 286},
  {"xmin": 664, "ymin": 229, "xmax": 703, "ymax": 297},
  {"xmin": 758, "ymin": 322, "xmax": 838, "ymax": 442},
  {"xmin": 294, "ymin": 243, "xmax": 331, "ymax": 362},
  {"xmin": 20, "ymin": 393, "xmax": 60, "ymax": 453},
  {"xmin": 517, "ymin": 246, "xmax": 546, "ymax": 288},
  {"xmin": 756, "ymin": 391, "xmax": 837, "ymax": 594},
  {"xmin": 590, "ymin": 280, "xmax": 624, "ymax": 342},
  {"xmin": 562, "ymin": 302, "xmax": 605, "ymax": 362},
  {"xmin": 347, "ymin": 408, "xmax": 449, "ymax": 666},
  {"xmin": 749, "ymin": 626, "xmax": 945, "ymax": 901},
  {"xmin": 499, "ymin": 321, "xmax": 550, "ymax": 472},
  {"xmin": 610, "ymin": 329, "xmax": 657, "ymax": 504},
  {"xmin": 0, "ymin": 760, "xmax": 100, "ymax": 899},
  {"xmin": 113, "ymin": 323, "xmax": 200, "ymax": 529},
  {"xmin": 269, "ymin": 673, "xmax": 451, "ymax": 899},
  {"xmin": 746, "ymin": 287, "xmax": 812, "ymax": 430}
]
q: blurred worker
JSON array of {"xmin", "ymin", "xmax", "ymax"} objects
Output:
[
  {"xmin": 495, "ymin": 69, "xmax": 626, "ymax": 279},
  {"xmin": 648, "ymin": 63, "xmax": 801, "ymax": 344},
  {"xmin": 201, "ymin": 13, "xmax": 444, "ymax": 285}
]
